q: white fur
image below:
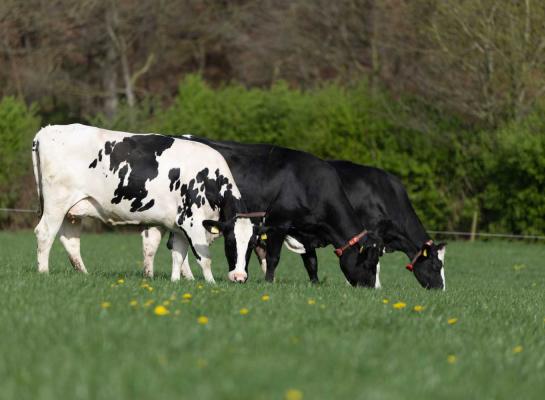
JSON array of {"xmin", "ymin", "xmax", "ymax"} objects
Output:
[
  {"xmin": 438, "ymin": 247, "xmax": 446, "ymax": 290},
  {"xmin": 375, "ymin": 261, "xmax": 381, "ymax": 289},
  {"xmin": 229, "ymin": 217, "xmax": 253, "ymax": 282},
  {"xmin": 284, "ymin": 235, "xmax": 306, "ymax": 254}
]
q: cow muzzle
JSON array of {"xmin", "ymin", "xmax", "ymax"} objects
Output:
[{"xmin": 228, "ymin": 270, "xmax": 248, "ymax": 283}]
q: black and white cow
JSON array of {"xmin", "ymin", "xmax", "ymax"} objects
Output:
[
  {"xmin": 31, "ymin": 124, "xmax": 260, "ymax": 283},
  {"xmin": 252, "ymin": 161, "xmax": 446, "ymax": 289},
  {"xmin": 142, "ymin": 136, "xmax": 384, "ymax": 287},
  {"xmin": 327, "ymin": 161, "xmax": 446, "ymax": 289}
]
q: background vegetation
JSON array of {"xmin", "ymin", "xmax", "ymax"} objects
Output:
[{"xmin": 1, "ymin": 0, "xmax": 544, "ymax": 234}]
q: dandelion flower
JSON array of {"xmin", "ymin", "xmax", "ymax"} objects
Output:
[
  {"xmin": 182, "ymin": 293, "xmax": 192, "ymax": 300},
  {"xmin": 197, "ymin": 316, "xmax": 208, "ymax": 325},
  {"xmin": 285, "ymin": 388, "xmax": 303, "ymax": 400},
  {"xmin": 382, "ymin": 299, "xmax": 389, "ymax": 304},
  {"xmin": 261, "ymin": 295, "xmax": 270, "ymax": 301},
  {"xmin": 448, "ymin": 318, "xmax": 458, "ymax": 325},
  {"xmin": 447, "ymin": 355, "xmax": 457, "ymax": 364},
  {"xmin": 154, "ymin": 305, "xmax": 169, "ymax": 316},
  {"xmin": 413, "ymin": 305, "xmax": 425, "ymax": 312},
  {"xmin": 144, "ymin": 299, "xmax": 155, "ymax": 307},
  {"xmin": 393, "ymin": 302, "xmax": 406, "ymax": 309},
  {"xmin": 117, "ymin": 279, "xmax": 124, "ymax": 284},
  {"xmin": 100, "ymin": 302, "xmax": 111, "ymax": 309},
  {"xmin": 129, "ymin": 300, "xmax": 138, "ymax": 307},
  {"xmin": 197, "ymin": 284, "xmax": 204, "ymax": 289},
  {"xmin": 307, "ymin": 298, "xmax": 316, "ymax": 305},
  {"xmin": 147, "ymin": 286, "xmax": 154, "ymax": 292},
  {"xmin": 239, "ymin": 308, "xmax": 249, "ymax": 315},
  {"xmin": 512, "ymin": 345, "xmax": 523, "ymax": 354}
]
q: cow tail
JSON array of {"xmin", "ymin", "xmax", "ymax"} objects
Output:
[{"xmin": 32, "ymin": 137, "xmax": 44, "ymax": 217}]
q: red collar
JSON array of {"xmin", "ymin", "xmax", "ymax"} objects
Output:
[
  {"xmin": 334, "ymin": 231, "xmax": 368, "ymax": 257},
  {"xmin": 406, "ymin": 240, "xmax": 433, "ymax": 271}
]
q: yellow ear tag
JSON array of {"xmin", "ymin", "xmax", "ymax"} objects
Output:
[
  {"xmin": 422, "ymin": 248, "xmax": 428, "ymax": 257},
  {"xmin": 210, "ymin": 226, "xmax": 220, "ymax": 234},
  {"xmin": 260, "ymin": 233, "xmax": 268, "ymax": 241}
]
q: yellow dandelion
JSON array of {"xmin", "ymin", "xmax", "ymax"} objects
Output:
[
  {"xmin": 144, "ymin": 299, "xmax": 155, "ymax": 307},
  {"xmin": 140, "ymin": 282, "xmax": 149, "ymax": 289},
  {"xmin": 393, "ymin": 302, "xmax": 406, "ymax": 309},
  {"xmin": 162, "ymin": 300, "xmax": 171, "ymax": 306},
  {"xmin": 413, "ymin": 305, "xmax": 425, "ymax": 312},
  {"xmin": 382, "ymin": 299, "xmax": 389, "ymax": 304},
  {"xmin": 285, "ymin": 388, "xmax": 303, "ymax": 400},
  {"xmin": 448, "ymin": 318, "xmax": 458, "ymax": 325},
  {"xmin": 129, "ymin": 300, "xmax": 138, "ymax": 307},
  {"xmin": 100, "ymin": 301, "xmax": 111, "ymax": 309},
  {"xmin": 512, "ymin": 345, "xmax": 523, "ymax": 354},
  {"xmin": 197, "ymin": 316, "xmax": 209, "ymax": 325},
  {"xmin": 147, "ymin": 286, "xmax": 154, "ymax": 292},
  {"xmin": 182, "ymin": 293, "xmax": 192, "ymax": 300},
  {"xmin": 261, "ymin": 294, "xmax": 270, "ymax": 301},
  {"xmin": 197, "ymin": 284, "xmax": 204, "ymax": 289},
  {"xmin": 153, "ymin": 305, "xmax": 169, "ymax": 316},
  {"xmin": 307, "ymin": 298, "xmax": 316, "ymax": 305},
  {"xmin": 117, "ymin": 278, "xmax": 125, "ymax": 284},
  {"xmin": 447, "ymin": 355, "xmax": 457, "ymax": 364},
  {"xmin": 239, "ymin": 308, "xmax": 250, "ymax": 315}
]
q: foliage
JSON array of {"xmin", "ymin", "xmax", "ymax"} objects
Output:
[{"xmin": 0, "ymin": 97, "xmax": 40, "ymax": 218}]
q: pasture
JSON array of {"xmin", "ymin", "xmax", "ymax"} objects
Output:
[{"xmin": 0, "ymin": 230, "xmax": 544, "ymax": 400}]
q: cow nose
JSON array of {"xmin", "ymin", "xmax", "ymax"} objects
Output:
[{"xmin": 228, "ymin": 271, "xmax": 247, "ymax": 283}]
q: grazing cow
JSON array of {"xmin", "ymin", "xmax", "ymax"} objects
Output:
[
  {"xmin": 31, "ymin": 124, "xmax": 259, "ymax": 283},
  {"xmin": 254, "ymin": 161, "xmax": 446, "ymax": 289},
  {"xmin": 141, "ymin": 136, "xmax": 384, "ymax": 287},
  {"xmin": 328, "ymin": 161, "xmax": 446, "ymax": 289}
]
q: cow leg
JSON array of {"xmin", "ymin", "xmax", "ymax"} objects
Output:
[
  {"xmin": 59, "ymin": 217, "xmax": 87, "ymax": 273},
  {"xmin": 170, "ymin": 233, "xmax": 194, "ymax": 282},
  {"xmin": 141, "ymin": 227, "xmax": 164, "ymax": 278},
  {"xmin": 301, "ymin": 249, "xmax": 319, "ymax": 284},
  {"xmin": 35, "ymin": 208, "xmax": 69, "ymax": 273},
  {"xmin": 264, "ymin": 235, "xmax": 284, "ymax": 283},
  {"xmin": 254, "ymin": 245, "xmax": 267, "ymax": 274}
]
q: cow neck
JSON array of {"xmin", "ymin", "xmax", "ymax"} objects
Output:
[
  {"xmin": 325, "ymin": 203, "xmax": 367, "ymax": 249},
  {"xmin": 220, "ymin": 191, "xmax": 244, "ymax": 221},
  {"xmin": 393, "ymin": 225, "xmax": 431, "ymax": 259}
]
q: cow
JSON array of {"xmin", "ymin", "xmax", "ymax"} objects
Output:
[
  {"xmin": 31, "ymin": 124, "xmax": 261, "ymax": 283},
  {"xmin": 254, "ymin": 161, "xmax": 447, "ymax": 289},
  {"xmin": 139, "ymin": 136, "xmax": 385, "ymax": 287}
]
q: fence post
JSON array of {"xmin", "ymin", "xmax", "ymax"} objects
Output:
[{"xmin": 470, "ymin": 210, "xmax": 478, "ymax": 242}]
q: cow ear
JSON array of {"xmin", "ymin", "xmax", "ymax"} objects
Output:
[{"xmin": 202, "ymin": 220, "xmax": 224, "ymax": 234}]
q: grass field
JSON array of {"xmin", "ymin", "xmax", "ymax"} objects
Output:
[{"xmin": 0, "ymin": 230, "xmax": 544, "ymax": 400}]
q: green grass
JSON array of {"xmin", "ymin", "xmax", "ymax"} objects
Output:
[{"xmin": 0, "ymin": 230, "xmax": 544, "ymax": 400}]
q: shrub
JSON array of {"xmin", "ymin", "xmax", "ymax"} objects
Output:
[{"xmin": 0, "ymin": 97, "xmax": 41, "ymax": 222}]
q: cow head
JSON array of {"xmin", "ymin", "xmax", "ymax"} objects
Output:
[
  {"xmin": 202, "ymin": 215, "xmax": 261, "ymax": 283},
  {"xmin": 407, "ymin": 241, "xmax": 446, "ymax": 290},
  {"xmin": 338, "ymin": 231, "xmax": 384, "ymax": 287}
]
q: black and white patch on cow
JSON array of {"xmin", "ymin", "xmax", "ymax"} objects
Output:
[{"xmin": 32, "ymin": 124, "xmax": 256, "ymax": 283}]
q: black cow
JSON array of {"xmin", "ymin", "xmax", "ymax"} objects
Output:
[{"xmin": 257, "ymin": 161, "xmax": 447, "ymax": 289}]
